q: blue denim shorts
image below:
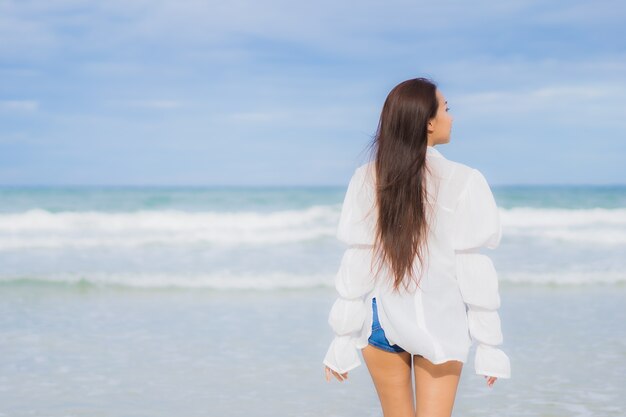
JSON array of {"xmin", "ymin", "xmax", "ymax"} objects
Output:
[{"xmin": 368, "ymin": 297, "xmax": 406, "ymax": 353}]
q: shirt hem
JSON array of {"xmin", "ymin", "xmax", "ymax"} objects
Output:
[
  {"xmin": 323, "ymin": 359, "xmax": 361, "ymax": 374},
  {"xmin": 475, "ymin": 369, "xmax": 511, "ymax": 379}
]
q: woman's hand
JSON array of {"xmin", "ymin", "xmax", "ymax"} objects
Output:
[
  {"xmin": 324, "ymin": 365, "xmax": 348, "ymax": 382},
  {"xmin": 484, "ymin": 375, "xmax": 497, "ymax": 387}
]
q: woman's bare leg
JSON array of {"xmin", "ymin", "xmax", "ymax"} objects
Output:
[
  {"xmin": 413, "ymin": 355, "xmax": 463, "ymax": 417},
  {"xmin": 362, "ymin": 344, "xmax": 414, "ymax": 417}
]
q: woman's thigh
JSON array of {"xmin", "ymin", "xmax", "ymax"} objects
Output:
[
  {"xmin": 413, "ymin": 355, "xmax": 463, "ymax": 417},
  {"xmin": 362, "ymin": 344, "xmax": 414, "ymax": 417}
]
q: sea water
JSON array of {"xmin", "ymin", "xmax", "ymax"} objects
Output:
[{"xmin": 0, "ymin": 185, "xmax": 625, "ymax": 416}]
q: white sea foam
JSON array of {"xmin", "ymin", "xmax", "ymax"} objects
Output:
[
  {"xmin": 501, "ymin": 207, "xmax": 626, "ymax": 245},
  {"xmin": 0, "ymin": 272, "xmax": 333, "ymax": 290},
  {"xmin": 502, "ymin": 271, "xmax": 626, "ymax": 286},
  {"xmin": 502, "ymin": 207, "xmax": 626, "ymax": 227},
  {"xmin": 1, "ymin": 206, "xmax": 624, "ymax": 288},
  {"xmin": 0, "ymin": 207, "xmax": 339, "ymax": 249},
  {"xmin": 1, "ymin": 269, "xmax": 624, "ymax": 289},
  {"xmin": 1, "ymin": 207, "xmax": 625, "ymax": 250}
]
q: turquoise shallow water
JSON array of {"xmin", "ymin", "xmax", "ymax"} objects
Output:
[
  {"xmin": 1, "ymin": 184, "xmax": 625, "ymax": 212},
  {"xmin": 0, "ymin": 284, "xmax": 624, "ymax": 417},
  {"xmin": 0, "ymin": 185, "xmax": 625, "ymax": 289}
]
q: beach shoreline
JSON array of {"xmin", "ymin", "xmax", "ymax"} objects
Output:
[{"xmin": 1, "ymin": 282, "xmax": 624, "ymax": 416}]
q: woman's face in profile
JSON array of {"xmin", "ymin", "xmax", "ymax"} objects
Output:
[{"xmin": 428, "ymin": 89, "xmax": 453, "ymax": 145}]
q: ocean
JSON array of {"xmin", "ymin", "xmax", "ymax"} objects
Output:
[{"xmin": 1, "ymin": 185, "xmax": 625, "ymax": 416}]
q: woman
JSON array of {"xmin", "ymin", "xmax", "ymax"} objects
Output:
[{"xmin": 322, "ymin": 78, "xmax": 510, "ymax": 417}]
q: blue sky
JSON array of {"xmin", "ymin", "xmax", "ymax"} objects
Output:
[{"xmin": 1, "ymin": 0, "xmax": 625, "ymax": 186}]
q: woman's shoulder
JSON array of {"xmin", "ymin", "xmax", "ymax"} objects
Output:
[
  {"xmin": 426, "ymin": 153, "xmax": 479, "ymax": 191},
  {"xmin": 428, "ymin": 153, "xmax": 497, "ymax": 209},
  {"xmin": 357, "ymin": 160, "xmax": 374, "ymax": 173},
  {"xmin": 355, "ymin": 156, "xmax": 486, "ymax": 188},
  {"xmin": 434, "ymin": 151, "xmax": 476, "ymax": 176},
  {"xmin": 354, "ymin": 160, "xmax": 376, "ymax": 185}
]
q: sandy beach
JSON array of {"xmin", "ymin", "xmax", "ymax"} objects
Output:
[{"xmin": 1, "ymin": 281, "xmax": 624, "ymax": 417}]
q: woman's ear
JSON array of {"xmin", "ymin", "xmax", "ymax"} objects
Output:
[{"xmin": 427, "ymin": 119, "xmax": 435, "ymax": 134}]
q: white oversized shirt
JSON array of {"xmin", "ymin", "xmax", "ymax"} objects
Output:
[{"xmin": 323, "ymin": 145, "xmax": 511, "ymax": 379}]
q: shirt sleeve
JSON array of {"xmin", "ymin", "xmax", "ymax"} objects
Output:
[
  {"xmin": 453, "ymin": 168, "xmax": 511, "ymax": 379},
  {"xmin": 323, "ymin": 167, "xmax": 377, "ymax": 374}
]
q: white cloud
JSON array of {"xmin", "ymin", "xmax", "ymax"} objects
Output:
[
  {"xmin": 0, "ymin": 100, "xmax": 39, "ymax": 111},
  {"xmin": 2, "ymin": 0, "xmax": 604, "ymax": 59},
  {"xmin": 531, "ymin": 85, "xmax": 614, "ymax": 98},
  {"xmin": 0, "ymin": 131, "xmax": 32, "ymax": 144},
  {"xmin": 457, "ymin": 84, "xmax": 617, "ymax": 103},
  {"xmin": 222, "ymin": 102, "xmax": 378, "ymax": 129},
  {"xmin": 111, "ymin": 99, "xmax": 185, "ymax": 109},
  {"xmin": 0, "ymin": 68, "xmax": 41, "ymax": 77},
  {"xmin": 228, "ymin": 111, "xmax": 288, "ymax": 123},
  {"xmin": 1, "ymin": 0, "xmax": 624, "ymax": 185},
  {"xmin": 532, "ymin": 0, "xmax": 626, "ymax": 25},
  {"xmin": 451, "ymin": 83, "xmax": 626, "ymax": 129}
]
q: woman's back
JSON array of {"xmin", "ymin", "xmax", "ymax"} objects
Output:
[{"xmin": 323, "ymin": 145, "xmax": 510, "ymax": 379}]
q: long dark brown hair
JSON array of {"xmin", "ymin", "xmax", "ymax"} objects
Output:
[{"xmin": 364, "ymin": 78, "xmax": 439, "ymax": 294}]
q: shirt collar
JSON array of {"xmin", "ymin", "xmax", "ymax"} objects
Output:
[{"xmin": 426, "ymin": 145, "xmax": 444, "ymax": 159}]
